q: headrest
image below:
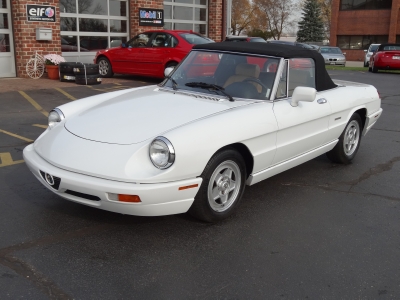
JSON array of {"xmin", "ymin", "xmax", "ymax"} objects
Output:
[{"xmin": 235, "ymin": 63, "xmax": 260, "ymax": 78}]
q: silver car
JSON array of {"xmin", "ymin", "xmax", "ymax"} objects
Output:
[
  {"xmin": 363, "ymin": 44, "xmax": 380, "ymax": 67},
  {"xmin": 319, "ymin": 46, "xmax": 346, "ymax": 66}
]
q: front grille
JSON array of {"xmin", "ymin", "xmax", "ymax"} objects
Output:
[
  {"xmin": 329, "ymin": 58, "xmax": 338, "ymax": 61},
  {"xmin": 40, "ymin": 170, "xmax": 61, "ymax": 190},
  {"xmin": 65, "ymin": 190, "xmax": 101, "ymax": 201}
]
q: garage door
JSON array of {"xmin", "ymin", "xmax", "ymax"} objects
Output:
[{"xmin": 0, "ymin": 0, "xmax": 16, "ymax": 78}]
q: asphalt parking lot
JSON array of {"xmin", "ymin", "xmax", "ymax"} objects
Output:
[{"xmin": 0, "ymin": 71, "xmax": 399, "ymax": 299}]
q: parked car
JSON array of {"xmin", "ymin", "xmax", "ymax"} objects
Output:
[
  {"xmin": 24, "ymin": 42, "xmax": 382, "ymax": 222},
  {"xmin": 268, "ymin": 40, "xmax": 314, "ymax": 50},
  {"xmin": 369, "ymin": 43, "xmax": 400, "ymax": 73},
  {"xmin": 363, "ymin": 43, "xmax": 380, "ymax": 67},
  {"xmin": 319, "ymin": 46, "xmax": 346, "ymax": 66},
  {"xmin": 224, "ymin": 36, "xmax": 266, "ymax": 42},
  {"xmin": 94, "ymin": 30, "xmax": 214, "ymax": 78}
]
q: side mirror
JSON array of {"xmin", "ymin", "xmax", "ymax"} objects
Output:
[
  {"xmin": 164, "ymin": 67, "xmax": 174, "ymax": 77},
  {"xmin": 291, "ymin": 87, "xmax": 316, "ymax": 107},
  {"xmin": 121, "ymin": 43, "xmax": 127, "ymax": 48},
  {"xmin": 363, "ymin": 50, "xmax": 367, "ymax": 53},
  {"xmin": 343, "ymin": 52, "xmax": 346, "ymax": 55}
]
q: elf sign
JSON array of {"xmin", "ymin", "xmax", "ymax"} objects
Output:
[{"xmin": 27, "ymin": 4, "xmax": 56, "ymax": 22}]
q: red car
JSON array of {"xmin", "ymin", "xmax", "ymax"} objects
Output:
[
  {"xmin": 94, "ymin": 30, "xmax": 214, "ymax": 78},
  {"xmin": 369, "ymin": 43, "xmax": 400, "ymax": 73}
]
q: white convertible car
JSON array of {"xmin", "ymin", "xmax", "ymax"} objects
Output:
[{"xmin": 24, "ymin": 43, "xmax": 382, "ymax": 222}]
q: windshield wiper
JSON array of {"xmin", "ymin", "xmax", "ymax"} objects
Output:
[{"xmin": 185, "ymin": 82, "xmax": 234, "ymax": 102}]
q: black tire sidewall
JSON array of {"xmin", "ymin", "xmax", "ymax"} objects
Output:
[
  {"xmin": 75, "ymin": 74, "xmax": 101, "ymax": 85},
  {"xmin": 327, "ymin": 113, "xmax": 363, "ymax": 164},
  {"xmin": 73, "ymin": 64, "xmax": 99, "ymax": 76},
  {"xmin": 189, "ymin": 149, "xmax": 246, "ymax": 222}
]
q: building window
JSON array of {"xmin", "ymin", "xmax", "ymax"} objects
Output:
[
  {"xmin": 60, "ymin": 0, "xmax": 129, "ymax": 53},
  {"xmin": 397, "ymin": 36, "xmax": 400, "ymax": 44},
  {"xmin": 337, "ymin": 35, "xmax": 388, "ymax": 49},
  {"xmin": 163, "ymin": 0, "xmax": 208, "ymax": 35},
  {"xmin": 340, "ymin": 0, "xmax": 392, "ymax": 10}
]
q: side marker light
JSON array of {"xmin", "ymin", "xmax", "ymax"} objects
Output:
[
  {"xmin": 178, "ymin": 184, "xmax": 199, "ymax": 191},
  {"xmin": 118, "ymin": 194, "xmax": 141, "ymax": 203}
]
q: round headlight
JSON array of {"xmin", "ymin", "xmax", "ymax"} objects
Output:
[
  {"xmin": 48, "ymin": 108, "xmax": 65, "ymax": 129},
  {"xmin": 149, "ymin": 137, "xmax": 175, "ymax": 169}
]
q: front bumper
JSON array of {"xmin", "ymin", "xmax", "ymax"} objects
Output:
[
  {"xmin": 23, "ymin": 144, "xmax": 202, "ymax": 216},
  {"xmin": 325, "ymin": 61, "xmax": 345, "ymax": 66},
  {"xmin": 362, "ymin": 108, "xmax": 383, "ymax": 136}
]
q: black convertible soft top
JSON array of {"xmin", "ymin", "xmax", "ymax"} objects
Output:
[
  {"xmin": 193, "ymin": 42, "xmax": 337, "ymax": 92},
  {"xmin": 377, "ymin": 43, "xmax": 400, "ymax": 51}
]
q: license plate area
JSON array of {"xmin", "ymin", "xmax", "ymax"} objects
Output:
[{"xmin": 393, "ymin": 56, "xmax": 400, "ymax": 60}]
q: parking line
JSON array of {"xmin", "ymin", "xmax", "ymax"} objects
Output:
[
  {"xmin": 33, "ymin": 124, "xmax": 47, "ymax": 129},
  {"xmin": 0, "ymin": 129, "xmax": 33, "ymax": 142},
  {"xmin": 0, "ymin": 152, "xmax": 24, "ymax": 168},
  {"xmin": 18, "ymin": 91, "xmax": 48, "ymax": 117},
  {"xmin": 54, "ymin": 87, "xmax": 76, "ymax": 101}
]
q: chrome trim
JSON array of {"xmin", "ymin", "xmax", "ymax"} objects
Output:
[
  {"xmin": 149, "ymin": 136, "xmax": 175, "ymax": 170},
  {"xmin": 52, "ymin": 108, "xmax": 65, "ymax": 121},
  {"xmin": 270, "ymin": 58, "xmax": 286, "ymax": 101}
]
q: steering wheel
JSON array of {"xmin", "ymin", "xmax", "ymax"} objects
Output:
[{"xmin": 243, "ymin": 78, "xmax": 270, "ymax": 97}]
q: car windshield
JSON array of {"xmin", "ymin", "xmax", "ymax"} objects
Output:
[
  {"xmin": 383, "ymin": 45, "xmax": 400, "ymax": 51},
  {"xmin": 320, "ymin": 47, "xmax": 342, "ymax": 54},
  {"xmin": 163, "ymin": 51, "xmax": 280, "ymax": 100},
  {"xmin": 179, "ymin": 33, "xmax": 214, "ymax": 45},
  {"xmin": 249, "ymin": 38, "xmax": 266, "ymax": 43},
  {"xmin": 369, "ymin": 45, "xmax": 379, "ymax": 52}
]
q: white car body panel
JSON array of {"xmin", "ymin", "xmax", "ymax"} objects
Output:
[{"xmin": 23, "ymin": 49, "xmax": 382, "ymax": 217}]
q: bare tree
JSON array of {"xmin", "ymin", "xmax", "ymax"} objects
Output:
[
  {"xmin": 231, "ymin": 0, "xmax": 257, "ymax": 35},
  {"xmin": 254, "ymin": 0, "xmax": 295, "ymax": 40},
  {"xmin": 318, "ymin": 0, "xmax": 332, "ymax": 40}
]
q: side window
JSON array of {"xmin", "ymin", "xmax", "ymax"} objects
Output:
[
  {"xmin": 288, "ymin": 58, "xmax": 315, "ymax": 96},
  {"xmin": 152, "ymin": 33, "xmax": 168, "ymax": 47},
  {"xmin": 275, "ymin": 60, "xmax": 288, "ymax": 99},
  {"xmin": 127, "ymin": 33, "xmax": 152, "ymax": 47}
]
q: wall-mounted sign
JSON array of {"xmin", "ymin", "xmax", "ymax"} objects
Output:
[
  {"xmin": 27, "ymin": 4, "xmax": 56, "ymax": 22},
  {"xmin": 139, "ymin": 8, "xmax": 163, "ymax": 27}
]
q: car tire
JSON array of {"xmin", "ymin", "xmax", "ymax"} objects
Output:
[
  {"xmin": 75, "ymin": 74, "xmax": 102, "ymax": 85},
  {"xmin": 363, "ymin": 61, "xmax": 368, "ymax": 67},
  {"xmin": 73, "ymin": 63, "xmax": 99, "ymax": 76},
  {"xmin": 98, "ymin": 57, "xmax": 114, "ymax": 78},
  {"xmin": 59, "ymin": 62, "xmax": 81, "ymax": 82},
  {"xmin": 326, "ymin": 113, "xmax": 363, "ymax": 164},
  {"xmin": 59, "ymin": 62, "xmax": 83, "ymax": 74},
  {"xmin": 188, "ymin": 149, "xmax": 246, "ymax": 222},
  {"xmin": 372, "ymin": 64, "xmax": 378, "ymax": 73},
  {"xmin": 368, "ymin": 66, "xmax": 372, "ymax": 72},
  {"xmin": 59, "ymin": 71, "xmax": 75, "ymax": 82}
]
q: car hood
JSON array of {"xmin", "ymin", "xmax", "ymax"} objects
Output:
[{"xmin": 64, "ymin": 86, "xmax": 253, "ymax": 145}]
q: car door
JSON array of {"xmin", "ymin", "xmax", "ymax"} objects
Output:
[
  {"xmin": 112, "ymin": 33, "xmax": 152, "ymax": 74},
  {"xmin": 140, "ymin": 32, "xmax": 172, "ymax": 77},
  {"xmin": 272, "ymin": 58, "xmax": 331, "ymax": 165}
]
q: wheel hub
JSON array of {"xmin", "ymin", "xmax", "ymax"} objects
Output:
[{"xmin": 217, "ymin": 176, "xmax": 231, "ymax": 195}]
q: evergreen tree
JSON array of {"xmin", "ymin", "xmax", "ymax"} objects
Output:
[{"xmin": 296, "ymin": 0, "xmax": 325, "ymax": 43}]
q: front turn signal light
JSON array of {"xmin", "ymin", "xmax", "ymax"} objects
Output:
[{"xmin": 118, "ymin": 194, "xmax": 141, "ymax": 203}]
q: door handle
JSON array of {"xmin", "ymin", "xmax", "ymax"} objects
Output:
[{"xmin": 317, "ymin": 98, "xmax": 327, "ymax": 104}]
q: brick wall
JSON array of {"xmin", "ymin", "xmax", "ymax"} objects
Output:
[
  {"xmin": 130, "ymin": 0, "xmax": 164, "ymax": 35},
  {"xmin": 208, "ymin": 0, "xmax": 223, "ymax": 41},
  {"xmin": 330, "ymin": 0, "xmax": 400, "ymax": 61},
  {"xmin": 11, "ymin": 0, "xmax": 61, "ymax": 78}
]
